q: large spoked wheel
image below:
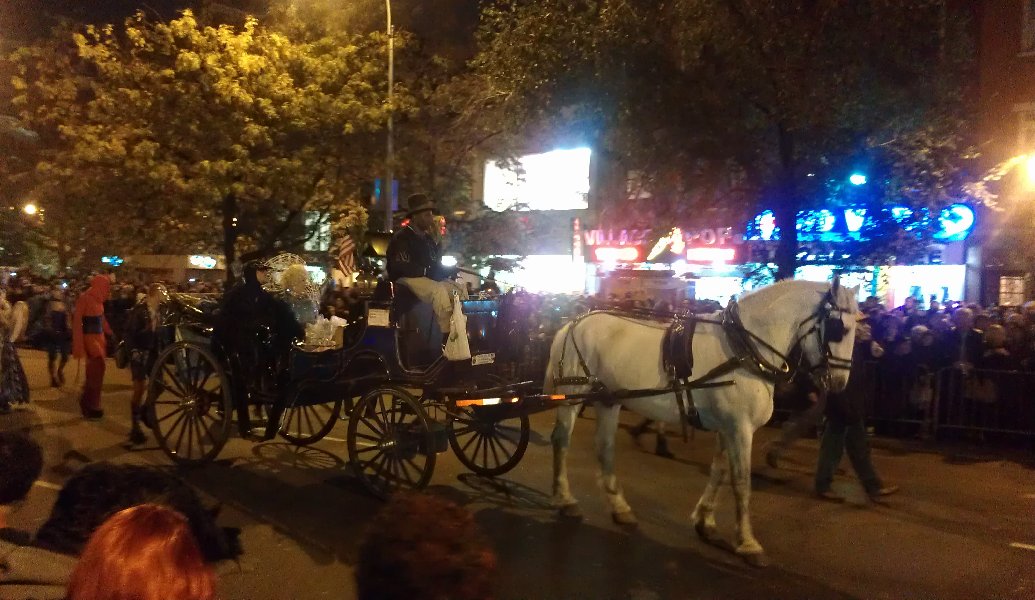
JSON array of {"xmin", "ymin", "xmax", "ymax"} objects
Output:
[
  {"xmin": 279, "ymin": 397, "xmax": 343, "ymax": 446},
  {"xmin": 447, "ymin": 376, "xmax": 531, "ymax": 477},
  {"xmin": 346, "ymin": 386, "xmax": 436, "ymax": 499},
  {"xmin": 146, "ymin": 341, "xmax": 232, "ymax": 466}
]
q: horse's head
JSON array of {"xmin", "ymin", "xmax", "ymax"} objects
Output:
[{"xmin": 797, "ymin": 277, "xmax": 859, "ymax": 393}]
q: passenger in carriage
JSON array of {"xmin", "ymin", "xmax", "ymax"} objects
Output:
[{"xmin": 386, "ymin": 193, "xmax": 468, "ymax": 335}]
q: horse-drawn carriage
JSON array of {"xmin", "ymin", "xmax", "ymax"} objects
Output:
[
  {"xmin": 143, "ymin": 257, "xmax": 861, "ymax": 566},
  {"xmin": 142, "ymin": 257, "xmax": 551, "ymax": 498}
]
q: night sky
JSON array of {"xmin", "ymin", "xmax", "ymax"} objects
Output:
[{"xmin": 1, "ymin": 0, "xmax": 482, "ymax": 57}]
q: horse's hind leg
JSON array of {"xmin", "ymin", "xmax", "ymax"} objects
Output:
[
  {"xmin": 691, "ymin": 433, "xmax": 728, "ymax": 543},
  {"xmin": 727, "ymin": 425, "xmax": 769, "ymax": 567},
  {"xmin": 594, "ymin": 403, "xmax": 636, "ymax": 526},
  {"xmin": 551, "ymin": 402, "xmax": 582, "ymax": 519}
]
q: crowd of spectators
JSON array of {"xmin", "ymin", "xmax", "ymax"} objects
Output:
[
  {"xmin": 6, "ymin": 266, "xmax": 1035, "ymax": 439},
  {"xmin": 0, "ymin": 270, "xmax": 217, "ymax": 352}
]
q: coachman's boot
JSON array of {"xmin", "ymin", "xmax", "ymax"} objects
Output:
[{"xmin": 655, "ymin": 433, "xmax": 675, "ymax": 459}]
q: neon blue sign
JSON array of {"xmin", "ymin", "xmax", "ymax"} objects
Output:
[
  {"xmin": 933, "ymin": 204, "xmax": 975, "ymax": 242},
  {"xmin": 844, "ymin": 209, "xmax": 866, "ymax": 233},
  {"xmin": 101, "ymin": 256, "xmax": 124, "ymax": 267},
  {"xmin": 747, "ymin": 203, "xmax": 975, "ymax": 242}
]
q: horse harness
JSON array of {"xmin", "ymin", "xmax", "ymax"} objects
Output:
[{"xmin": 553, "ymin": 291, "xmax": 854, "ymax": 442}]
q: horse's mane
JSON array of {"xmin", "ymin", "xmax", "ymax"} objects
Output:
[{"xmin": 738, "ymin": 279, "xmax": 858, "ymax": 313}]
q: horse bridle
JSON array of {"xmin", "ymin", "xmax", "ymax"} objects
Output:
[{"xmin": 793, "ymin": 289, "xmax": 855, "ymax": 390}]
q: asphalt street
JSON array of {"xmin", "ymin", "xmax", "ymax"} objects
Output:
[{"xmin": 3, "ymin": 349, "xmax": 1034, "ymax": 600}]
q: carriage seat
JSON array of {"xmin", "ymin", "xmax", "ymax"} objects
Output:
[{"xmin": 372, "ymin": 278, "xmax": 420, "ymax": 316}]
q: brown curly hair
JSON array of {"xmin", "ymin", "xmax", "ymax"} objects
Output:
[{"xmin": 356, "ymin": 493, "xmax": 497, "ymax": 600}]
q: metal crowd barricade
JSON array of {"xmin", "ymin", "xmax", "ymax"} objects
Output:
[{"xmin": 932, "ymin": 367, "xmax": 1035, "ymax": 439}]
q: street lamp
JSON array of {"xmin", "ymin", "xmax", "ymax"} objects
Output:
[
  {"xmin": 384, "ymin": 0, "xmax": 394, "ymax": 232},
  {"xmin": 22, "ymin": 203, "xmax": 37, "ymax": 216}
]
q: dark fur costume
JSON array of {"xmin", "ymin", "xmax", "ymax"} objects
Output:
[{"xmin": 34, "ymin": 463, "xmax": 241, "ymax": 562}]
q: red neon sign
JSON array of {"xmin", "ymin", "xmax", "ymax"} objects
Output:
[
  {"xmin": 686, "ymin": 247, "xmax": 736, "ymax": 264},
  {"xmin": 594, "ymin": 246, "xmax": 641, "ymax": 262}
]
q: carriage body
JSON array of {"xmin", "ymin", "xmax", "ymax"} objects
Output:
[{"xmin": 144, "ymin": 285, "xmax": 543, "ymax": 498}]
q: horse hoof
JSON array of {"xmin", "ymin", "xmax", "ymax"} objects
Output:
[
  {"xmin": 558, "ymin": 504, "xmax": 584, "ymax": 520},
  {"xmin": 739, "ymin": 552, "xmax": 770, "ymax": 568},
  {"xmin": 612, "ymin": 511, "xmax": 638, "ymax": 527}
]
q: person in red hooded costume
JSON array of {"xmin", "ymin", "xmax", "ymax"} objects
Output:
[{"xmin": 73, "ymin": 275, "xmax": 112, "ymax": 419}]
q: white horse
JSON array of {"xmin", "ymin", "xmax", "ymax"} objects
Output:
[{"xmin": 545, "ymin": 279, "xmax": 859, "ymax": 567}]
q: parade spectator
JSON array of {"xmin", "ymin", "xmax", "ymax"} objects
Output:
[
  {"xmin": 41, "ymin": 286, "xmax": 72, "ymax": 388},
  {"xmin": 943, "ymin": 307, "xmax": 983, "ymax": 371},
  {"xmin": 0, "ymin": 291, "xmax": 30, "ymax": 413},
  {"xmin": 122, "ymin": 284, "xmax": 168, "ymax": 445},
  {"xmin": 0, "ymin": 432, "xmax": 77, "ymax": 600},
  {"xmin": 66, "ymin": 504, "xmax": 217, "ymax": 600},
  {"xmin": 356, "ymin": 493, "xmax": 497, "ymax": 600},
  {"xmin": 73, "ymin": 275, "xmax": 113, "ymax": 420},
  {"xmin": 815, "ymin": 320, "xmax": 899, "ymax": 502}
]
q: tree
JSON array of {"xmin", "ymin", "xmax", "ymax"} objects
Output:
[
  {"xmin": 8, "ymin": 11, "xmax": 392, "ymax": 277},
  {"xmin": 473, "ymin": 0, "xmax": 974, "ymax": 278}
]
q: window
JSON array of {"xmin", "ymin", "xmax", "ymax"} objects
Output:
[
  {"xmin": 1024, "ymin": 0, "xmax": 1035, "ymax": 53},
  {"xmin": 999, "ymin": 276, "xmax": 1026, "ymax": 307}
]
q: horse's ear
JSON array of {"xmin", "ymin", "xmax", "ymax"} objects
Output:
[{"xmin": 831, "ymin": 275, "xmax": 841, "ymax": 295}]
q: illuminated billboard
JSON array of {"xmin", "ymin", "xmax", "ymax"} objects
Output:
[{"xmin": 483, "ymin": 147, "xmax": 592, "ymax": 212}]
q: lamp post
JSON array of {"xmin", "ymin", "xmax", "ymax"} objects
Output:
[{"xmin": 384, "ymin": 0, "xmax": 394, "ymax": 232}]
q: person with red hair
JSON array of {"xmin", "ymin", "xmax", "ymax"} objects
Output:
[
  {"xmin": 72, "ymin": 275, "xmax": 112, "ymax": 420},
  {"xmin": 356, "ymin": 493, "xmax": 497, "ymax": 600},
  {"xmin": 65, "ymin": 504, "xmax": 217, "ymax": 600}
]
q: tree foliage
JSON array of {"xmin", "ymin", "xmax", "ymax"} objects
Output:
[
  {"xmin": 7, "ymin": 10, "xmax": 391, "ymax": 274},
  {"xmin": 474, "ymin": 0, "xmax": 975, "ymax": 277}
]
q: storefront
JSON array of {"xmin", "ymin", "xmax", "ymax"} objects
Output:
[{"xmin": 577, "ymin": 202, "xmax": 976, "ymax": 305}]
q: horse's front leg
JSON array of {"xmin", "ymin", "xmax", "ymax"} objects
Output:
[
  {"xmin": 551, "ymin": 402, "xmax": 582, "ymax": 519},
  {"xmin": 727, "ymin": 426, "xmax": 769, "ymax": 567},
  {"xmin": 691, "ymin": 433, "xmax": 727, "ymax": 543},
  {"xmin": 594, "ymin": 403, "xmax": 636, "ymax": 525}
]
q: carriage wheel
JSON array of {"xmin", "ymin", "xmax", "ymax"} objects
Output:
[
  {"xmin": 346, "ymin": 386, "xmax": 436, "ymax": 499},
  {"xmin": 279, "ymin": 398, "xmax": 343, "ymax": 446},
  {"xmin": 146, "ymin": 342, "xmax": 232, "ymax": 466},
  {"xmin": 447, "ymin": 375, "xmax": 531, "ymax": 477}
]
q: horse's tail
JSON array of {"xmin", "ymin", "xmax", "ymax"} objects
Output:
[{"xmin": 542, "ymin": 320, "xmax": 574, "ymax": 396}]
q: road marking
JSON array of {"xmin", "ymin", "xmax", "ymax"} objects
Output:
[
  {"xmin": 1010, "ymin": 542, "xmax": 1035, "ymax": 552},
  {"xmin": 33, "ymin": 480, "xmax": 61, "ymax": 490}
]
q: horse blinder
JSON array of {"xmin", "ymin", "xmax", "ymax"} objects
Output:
[{"xmin": 823, "ymin": 316, "xmax": 846, "ymax": 344}]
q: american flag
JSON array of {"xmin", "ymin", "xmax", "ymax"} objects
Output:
[{"xmin": 335, "ymin": 235, "xmax": 356, "ymax": 279}]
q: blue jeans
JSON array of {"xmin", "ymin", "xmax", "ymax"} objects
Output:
[{"xmin": 815, "ymin": 417, "xmax": 883, "ymax": 495}]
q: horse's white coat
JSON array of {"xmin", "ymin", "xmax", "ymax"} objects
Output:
[{"xmin": 545, "ymin": 280, "xmax": 859, "ymax": 563}]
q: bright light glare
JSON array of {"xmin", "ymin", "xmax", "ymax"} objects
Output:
[
  {"xmin": 1025, "ymin": 155, "xmax": 1035, "ymax": 186},
  {"xmin": 22, "ymin": 203, "xmax": 37, "ymax": 215},
  {"xmin": 594, "ymin": 247, "xmax": 640, "ymax": 262},
  {"xmin": 484, "ymin": 148, "xmax": 592, "ymax": 211},
  {"xmin": 849, "ymin": 173, "xmax": 867, "ymax": 186},
  {"xmin": 685, "ymin": 247, "xmax": 736, "ymax": 264},
  {"xmin": 441, "ymin": 255, "xmax": 458, "ymax": 267}
]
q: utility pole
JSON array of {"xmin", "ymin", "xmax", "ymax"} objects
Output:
[{"xmin": 385, "ymin": 0, "xmax": 394, "ymax": 232}]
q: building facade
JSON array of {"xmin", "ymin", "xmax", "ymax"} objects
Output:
[{"xmin": 975, "ymin": 0, "xmax": 1035, "ymax": 305}]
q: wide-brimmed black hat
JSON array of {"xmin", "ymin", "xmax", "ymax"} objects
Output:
[{"xmin": 403, "ymin": 193, "xmax": 436, "ymax": 218}]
